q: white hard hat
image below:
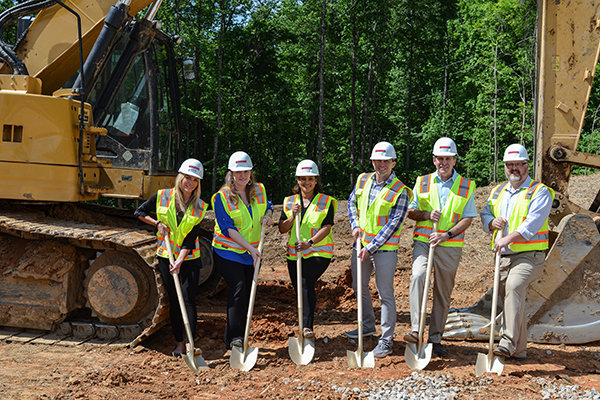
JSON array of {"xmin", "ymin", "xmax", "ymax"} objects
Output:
[
  {"xmin": 370, "ymin": 141, "xmax": 396, "ymax": 160},
  {"xmin": 179, "ymin": 158, "xmax": 204, "ymax": 179},
  {"xmin": 503, "ymin": 144, "xmax": 530, "ymax": 162},
  {"xmin": 295, "ymin": 159, "xmax": 319, "ymax": 176},
  {"xmin": 228, "ymin": 151, "xmax": 253, "ymax": 171},
  {"xmin": 433, "ymin": 137, "xmax": 457, "ymax": 157}
]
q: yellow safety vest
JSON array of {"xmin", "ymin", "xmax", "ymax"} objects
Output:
[
  {"xmin": 283, "ymin": 193, "xmax": 338, "ymax": 260},
  {"xmin": 211, "ymin": 183, "xmax": 268, "ymax": 254},
  {"xmin": 156, "ymin": 188, "xmax": 206, "ymax": 260},
  {"xmin": 355, "ymin": 172, "xmax": 412, "ymax": 251},
  {"xmin": 413, "ymin": 173, "xmax": 475, "ymax": 247},
  {"xmin": 488, "ymin": 180, "xmax": 555, "ymax": 252}
]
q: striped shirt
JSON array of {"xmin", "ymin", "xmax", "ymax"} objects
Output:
[{"xmin": 348, "ymin": 171, "xmax": 410, "ymax": 254}]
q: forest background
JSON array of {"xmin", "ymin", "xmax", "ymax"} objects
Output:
[{"xmin": 4, "ymin": 0, "xmax": 600, "ymax": 204}]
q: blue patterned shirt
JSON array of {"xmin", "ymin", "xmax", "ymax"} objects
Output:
[{"xmin": 348, "ymin": 171, "xmax": 410, "ymax": 254}]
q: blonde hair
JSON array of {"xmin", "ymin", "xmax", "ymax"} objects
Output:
[
  {"xmin": 222, "ymin": 170, "xmax": 257, "ymax": 206},
  {"xmin": 174, "ymin": 173, "xmax": 202, "ymax": 213}
]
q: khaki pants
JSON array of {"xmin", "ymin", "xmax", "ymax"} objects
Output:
[
  {"xmin": 498, "ymin": 251, "xmax": 545, "ymax": 358},
  {"xmin": 409, "ymin": 240, "xmax": 463, "ymax": 343}
]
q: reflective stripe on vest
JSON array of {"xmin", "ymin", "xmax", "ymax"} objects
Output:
[
  {"xmin": 156, "ymin": 188, "xmax": 206, "ymax": 260},
  {"xmin": 355, "ymin": 173, "xmax": 412, "ymax": 251},
  {"xmin": 211, "ymin": 183, "xmax": 268, "ymax": 254},
  {"xmin": 283, "ymin": 193, "xmax": 337, "ymax": 260},
  {"xmin": 413, "ymin": 173, "xmax": 475, "ymax": 248},
  {"xmin": 489, "ymin": 180, "xmax": 555, "ymax": 252}
]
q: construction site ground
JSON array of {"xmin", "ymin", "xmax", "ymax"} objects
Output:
[{"xmin": 2, "ymin": 174, "xmax": 600, "ymax": 400}]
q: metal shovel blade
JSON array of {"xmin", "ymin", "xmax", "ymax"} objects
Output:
[
  {"xmin": 229, "ymin": 346, "xmax": 259, "ymax": 372},
  {"xmin": 289, "ymin": 337, "xmax": 315, "ymax": 365},
  {"xmin": 181, "ymin": 352, "xmax": 209, "ymax": 373},
  {"xmin": 475, "ymin": 352, "xmax": 504, "ymax": 376},
  {"xmin": 346, "ymin": 349, "xmax": 375, "ymax": 368},
  {"xmin": 405, "ymin": 342, "xmax": 433, "ymax": 371}
]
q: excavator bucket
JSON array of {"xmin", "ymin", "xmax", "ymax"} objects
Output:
[{"xmin": 444, "ymin": 213, "xmax": 600, "ymax": 344}]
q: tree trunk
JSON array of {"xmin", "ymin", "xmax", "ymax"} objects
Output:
[
  {"xmin": 317, "ymin": 0, "xmax": 326, "ymax": 173},
  {"xmin": 493, "ymin": 39, "xmax": 498, "ymax": 183},
  {"xmin": 212, "ymin": 3, "xmax": 226, "ymax": 193},
  {"xmin": 405, "ymin": 11, "xmax": 415, "ymax": 170},
  {"xmin": 350, "ymin": 5, "xmax": 357, "ymax": 187}
]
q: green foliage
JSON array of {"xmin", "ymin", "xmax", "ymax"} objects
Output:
[{"xmin": 152, "ymin": 0, "xmax": 597, "ymax": 203}]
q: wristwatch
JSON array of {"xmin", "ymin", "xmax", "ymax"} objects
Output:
[
  {"xmin": 308, "ymin": 239, "xmax": 314, "ymax": 247},
  {"xmin": 447, "ymin": 230, "xmax": 453, "ymax": 238}
]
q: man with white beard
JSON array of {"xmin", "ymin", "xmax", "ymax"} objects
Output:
[{"xmin": 480, "ymin": 143, "xmax": 554, "ymax": 360}]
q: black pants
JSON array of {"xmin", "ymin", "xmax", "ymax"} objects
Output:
[
  {"xmin": 287, "ymin": 256, "xmax": 330, "ymax": 330},
  {"xmin": 158, "ymin": 256, "xmax": 202, "ymax": 343},
  {"xmin": 214, "ymin": 251, "xmax": 254, "ymax": 348}
]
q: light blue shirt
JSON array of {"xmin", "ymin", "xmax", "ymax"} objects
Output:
[
  {"xmin": 480, "ymin": 176, "xmax": 553, "ymax": 254},
  {"xmin": 408, "ymin": 169, "xmax": 477, "ymax": 218}
]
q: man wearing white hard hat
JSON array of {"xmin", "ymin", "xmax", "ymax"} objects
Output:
[
  {"xmin": 404, "ymin": 137, "xmax": 477, "ymax": 358},
  {"xmin": 279, "ymin": 160, "xmax": 337, "ymax": 338},
  {"xmin": 480, "ymin": 143, "xmax": 554, "ymax": 360},
  {"xmin": 135, "ymin": 158, "xmax": 207, "ymax": 357},
  {"xmin": 347, "ymin": 141, "xmax": 413, "ymax": 358},
  {"xmin": 211, "ymin": 151, "xmax": 273, "ymax": 350}
]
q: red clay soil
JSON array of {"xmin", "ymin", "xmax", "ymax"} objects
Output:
[{"xmin": 1, "ymin": 175, "xmax": 600, "ymax": 399}]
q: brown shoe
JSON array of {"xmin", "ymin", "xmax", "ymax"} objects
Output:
[{"xmin": 403, "ymin": 331, "xmax": 419, "ymax": 343}]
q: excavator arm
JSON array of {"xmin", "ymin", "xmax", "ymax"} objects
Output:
[
  {"xmin": 444, "ymin": 0, "xmax": 600, "ymax": 344},
  {"xmin": 0, "ymin": 0, "xmax": 155, "ymax": 95}
]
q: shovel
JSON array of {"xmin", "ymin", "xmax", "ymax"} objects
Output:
[
  {"xmin": 289, "ymin": 213, "xmax": 315, "ymax": 365},
  {"xmin": 165, "ymin": 234, "xmax": 209, "ymax": 373},
  {"xmin": 347, "ymin": 238, "xmax": 375, "ymax": 368},
  {"xmin": 230, "ymin": 221, "xmax": 267, "ymax": 371},
  {"xmin": 475, "ymin": 230, "xmax": 504, "ymax": 376},
  {"xmin": 405, "ymin": 222, "xmax": 438, "ymax": 371}
]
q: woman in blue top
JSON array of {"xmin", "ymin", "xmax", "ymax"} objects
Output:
[{"xmin": 211, "ymin": 151, "xmax": 273, "ymax": 350}]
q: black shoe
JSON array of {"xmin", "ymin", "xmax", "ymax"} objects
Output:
[
  {"xmin": 492, "ymin": 345, "xmax": 511, "ymax": 358},
  {"xmin": 432, "ymin": 343, "xmax": 448, "ymax": 358},
  {"xmin": 171, "ymin": 347, "xmax": 182, "ymax": 358},
  {"xmin": 230, "ymin": 338, "xmax": 243, "ymax": 349}
]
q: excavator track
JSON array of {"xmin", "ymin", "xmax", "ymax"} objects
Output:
[{"xmin": 0, "ymin": 208, "xmax": 169, "ymax": 347}]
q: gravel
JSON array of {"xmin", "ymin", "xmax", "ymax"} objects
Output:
[{"xmin": 328, "ymin": 372, "xmax": 600, "ymax": 400}]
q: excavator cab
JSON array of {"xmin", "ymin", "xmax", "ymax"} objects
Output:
[
  {"xmin": 87, "ymin": 29, "xmax": 183, "ymax": 199},
  {"xmin": 0, "ymin": 0, "xmax": 210, "ymax": 346}
]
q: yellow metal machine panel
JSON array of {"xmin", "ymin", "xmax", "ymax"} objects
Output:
[
  {"xmin": 0, "ymin": 91, "xmax": 81, "ymax": 165},
  {"xmin": 5, "ymin": 0, "xmax": 156, "ymax": 95},
  {"xmin": 535, "ymin": 0, "xmax": 600, "ymax": 194},
  {"xmin": 0, "ymin": 161, "xmax": 98, "ymax": 202}
]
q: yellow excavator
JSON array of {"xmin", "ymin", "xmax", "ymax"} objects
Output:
[
  {"xmin": 0, "ymin": 0, "xmax": 213, "ymax": 346},
  {"xmin": 445, "ymin": 0, "xmax": 600, "ymax": 344}
]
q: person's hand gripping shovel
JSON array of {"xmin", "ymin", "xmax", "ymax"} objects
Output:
[
  {"xmin": 165, "ymin": 234, "xmax": 209, "ymax": 373},
  {"xmin": 347, "ymin": 238, "xmax": 375, "ymax": 368},
  {"xmin": 229, "ymin": 220, "xmax": 267, "ymax": 371},
  {"xmin": 405, "ymin": 222, "xmax": 438, "ymax": 370},
  {"xmin": 475, "ymin": 230, "xmax": 504, "ymax": 376}
]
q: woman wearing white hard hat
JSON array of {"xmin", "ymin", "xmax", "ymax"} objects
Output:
[
  {"xmin": 135, "ymin": 158, "xmax": 207, "ymax": 357},
  {"xmin": 211, "ymin": 151, "xmax": 273, "ymax": 350},
  {"xmin": 278, "ymin": 160, "xmax": 337, "ymax": 338}
]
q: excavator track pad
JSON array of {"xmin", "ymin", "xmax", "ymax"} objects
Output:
[{"xmin": 0, "ymin": 207, "xmax": 169, "ymax": 347}]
